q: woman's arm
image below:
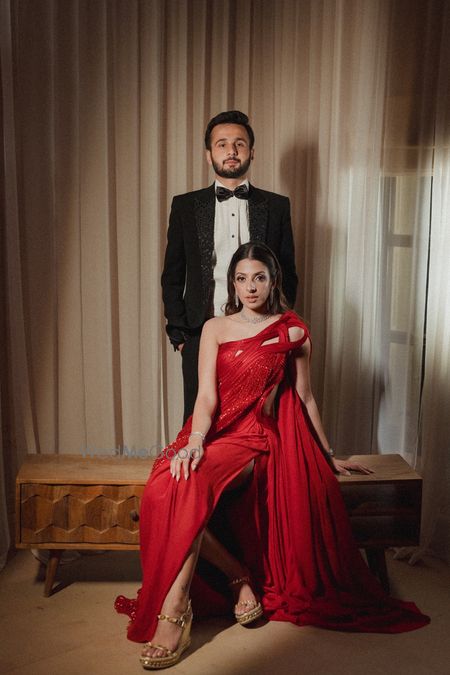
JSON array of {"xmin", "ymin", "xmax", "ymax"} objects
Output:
[
  {"xmin": 171, "ymin": 318, "xmax": 219, "ymax": 481},
  {"xmin": 190, "ymin": 319, "xmax": 219, "ymax": 438},
  {"xmin": 293, "ymin": 335, "xmax": 331, "ymax": 452},
  {"xmin": 292, "ymin": 329, "xmax": 373, "ymax": 476}
]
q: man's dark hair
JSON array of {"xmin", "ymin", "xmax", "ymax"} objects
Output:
[{"xmin": 204, "ymin": 111, "xmax": 255, "ymax": 150}]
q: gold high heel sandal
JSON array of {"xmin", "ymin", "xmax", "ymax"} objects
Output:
[
  {"xmin": 140, "ymin": 599, "xmax": 193, "ymax": 670},
  {"xmin": 229, "ymin": 576, "xmax": 263, "ymax": 625}
]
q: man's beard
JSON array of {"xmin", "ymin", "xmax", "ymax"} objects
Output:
[{"xmin": 212, "ymin": 156, "xmax": 251, "ymax": 179}]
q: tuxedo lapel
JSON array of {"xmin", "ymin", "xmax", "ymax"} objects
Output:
[
  {"xmin": 248, "ymin": 185, "xmax": 268, "ymax": 242},
  {"xmin": 194, "ymin": 185, "xmax": 215, "ymax": 307}
]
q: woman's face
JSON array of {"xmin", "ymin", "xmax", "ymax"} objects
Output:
[{"xmin": 233, "ymin": 258, "xmax": 272, "ymax": 311}]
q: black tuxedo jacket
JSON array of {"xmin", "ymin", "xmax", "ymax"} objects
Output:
[{"xmin": 161, "ymin": 183, "xmax": 298, "ymax": 346}]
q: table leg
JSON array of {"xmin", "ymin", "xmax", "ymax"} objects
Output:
[
  {"xmin": 44, "ymin": 550, "xmax": 63, "ymax": 597},
  {"xmin": 365, "ymin": 547, "xmax": 390, "ymax": 593}
]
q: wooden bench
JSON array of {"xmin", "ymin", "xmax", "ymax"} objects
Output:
[{"xmin": 15, "ymin": 453, "xmax": 422, "ymax": 596}]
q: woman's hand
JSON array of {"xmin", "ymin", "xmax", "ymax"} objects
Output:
[
  {"xmin": 170, "ymin": 441, "xmax": 204, "ymax": 481},
  {"xmin": 332, "ymin": 458, "xmax": 374, "ymax": 477}
]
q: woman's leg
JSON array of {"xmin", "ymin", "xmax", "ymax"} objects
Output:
[
  {"xmin": 142, "ymin": 529, "xmax": 204, "ymax": 658},
  {"xmin": 136, "ymin": 445, "xmax": 263, "ymax": 652},
  {"xmin": 199, "ymin": 460, "xmax": 259, "ymax": 615},
  {"xmin": 201, "ymin": 528, "xmax": 259, "ymax": 616},
  {"xmin": 142, "ymin": 460, "xmax": 257, "ymax": 657}
]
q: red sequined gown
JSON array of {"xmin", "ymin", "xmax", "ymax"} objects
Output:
[{"xmin": 115, "ymin": 311, "xmax": 430, "ymax": 640}]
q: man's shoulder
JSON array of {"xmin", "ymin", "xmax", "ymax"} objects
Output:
[
  {"xmin": 172, "ymin": 185, "xmax": 214, "ymax": 204},
  {"xmin": 249, "ymin": 184, "xmax": 290, "ymax": 204}
]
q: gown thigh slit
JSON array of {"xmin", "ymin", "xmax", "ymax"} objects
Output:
[
  {"xmin": 124, "ymin": 433, "xmax": 264, "ymax": 642},
  {"xmin": 115, "ymin": 311, "xmax": 430, "ymax": 642}
]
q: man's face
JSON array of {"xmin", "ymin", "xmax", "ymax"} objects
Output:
[{"xmin": 206, "ymin": 123, "xmax": 254, "ymax": 180}]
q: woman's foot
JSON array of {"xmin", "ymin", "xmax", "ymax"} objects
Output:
[
  {"xmin": 140, "ymin": 598, "xmax": 192, "ymax": 669},
  {"xmin": 228, "ymin": 575, "xmax": 263, "ymax": 625}
]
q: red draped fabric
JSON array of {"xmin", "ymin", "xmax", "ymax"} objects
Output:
[{"xmin": 115, "ymin": 311, "xmax": 430, "ymax": 640}]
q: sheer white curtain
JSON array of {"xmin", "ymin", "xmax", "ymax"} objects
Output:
[
  {"xmin": 418, "ymin": 0, "xmax": 450, "ymax": 561},
  {"xmin": 1, "ymin": 0, "xmax": 450, "ymax": 567},
  {"xmin": 306, "ymin": 1, "xmax": 391, "ymax": 454}
]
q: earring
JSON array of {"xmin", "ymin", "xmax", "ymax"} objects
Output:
[
  {"xmin": 269, "ymin": 288, "xmax": 274, "ymax": 306},
  {"xmin": 235, "ymin": 293, "xmax": 240, "ymax": 308}
]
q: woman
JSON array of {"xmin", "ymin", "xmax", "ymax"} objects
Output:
[{"xmin": 116, "ymin": 242, "xmax": 430, "ymax": 669}]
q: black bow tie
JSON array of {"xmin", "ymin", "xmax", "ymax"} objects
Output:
[{"xmin": 215, "ymin": 184, "xmax": 249, "ymax": 202}]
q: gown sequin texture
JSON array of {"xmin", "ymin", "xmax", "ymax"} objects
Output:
[{"xmin": 115, "ymin": 311, "xmax": 430, "ymax": 641}]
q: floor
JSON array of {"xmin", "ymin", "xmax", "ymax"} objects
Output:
[{"xmin": 0, "ymin": 548, "xmax": 449, "ymax": 675}]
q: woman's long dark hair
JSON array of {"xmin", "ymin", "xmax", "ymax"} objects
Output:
[{"xmin": 224, "ymin": 241, "xmax": 289, "ymax": 316}]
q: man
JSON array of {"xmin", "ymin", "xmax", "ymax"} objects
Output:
[{"xmin": 161, "ymin": 110, "xmax": 298, "ymax": 422}]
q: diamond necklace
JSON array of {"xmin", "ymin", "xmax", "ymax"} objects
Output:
[{"xmin": 239, "ymin": 310, "xmax": 271, "ymax": 324}]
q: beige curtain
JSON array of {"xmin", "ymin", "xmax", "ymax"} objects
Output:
[
  {"xmin": 1, "ymin": 0, "xmax": 450, "ymax": 565},
  {"xmin": 418, "ymin": 1, "xmax": 450, "ymax": 562}
]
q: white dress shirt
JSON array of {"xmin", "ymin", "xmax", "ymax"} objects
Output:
[{"xmin": 212, "ymin": 179, "xmax": 250, "ymax": 316}]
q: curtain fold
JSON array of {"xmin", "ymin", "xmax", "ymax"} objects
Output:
[
  {"xmin": 418, "ymin": 0, "xmax": 450, "ymax": 562},
  {"xmin": 1, "ymin": 0, "xmax": 36, "ymax": 559},
  {"xmin": 1, "ymin": 0, "xmax": 449, "ymax": 566}
]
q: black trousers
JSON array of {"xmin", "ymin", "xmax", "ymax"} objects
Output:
[{"xmin": 181, "ymin": 334, "xmax": 201, "ymax": 424}]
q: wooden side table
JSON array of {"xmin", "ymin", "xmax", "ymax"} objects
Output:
[
  {"xmin": 15, "ymin": 454, "xmax": 152, "ymax": 596},
  {"xmin": 16, "ymin": 453, "xmax": 422, "ymax": 595},
  {"xmin": 337, "ymin": 453, "xmax": 422, "ymax": 591}
]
